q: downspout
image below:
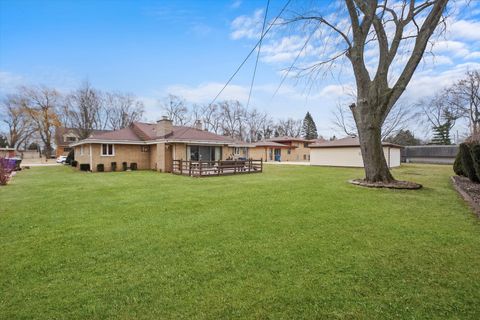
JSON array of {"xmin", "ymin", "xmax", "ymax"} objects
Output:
[{"xmin": 89, "ymin": 144, "xmax": 93, "ymax": 171}]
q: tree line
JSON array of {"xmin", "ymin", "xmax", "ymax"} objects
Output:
[
  {"xmin": 0, "ymin": 81, "xmax": 145, "ymax": 156},
  {"xmin": 1, "ymin": 82, "xmax": 320, "ymax": 156},
  {"xmin": 160, "ymin": 94, "xmax": 318, "ymax": 142}
]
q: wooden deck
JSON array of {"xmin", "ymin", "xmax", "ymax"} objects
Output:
[{"xmin": 172, "ymin": 159, "xmax": 263, "ymax": 177}]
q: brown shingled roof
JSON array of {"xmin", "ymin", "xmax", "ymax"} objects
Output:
[
  {"xmin": 309, "ymin": 136, "xmax": 402, "ymax": 148},
  {"xmin": 252, "ymin": 141, "xmax": 291, "ymax": 148},
  {"xmin": 266, "ymin": 136, "xmax": 309, "ymax": 142},
  {"xmin": 80, "ymin": 122, "xmax": 235, "ymax": 144}
]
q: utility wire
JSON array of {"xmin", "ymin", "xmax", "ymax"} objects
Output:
[
  {"xmin": 209, "ymin": 0, "xmax": 292, "ymax": 106},
  {"xmin": 271, "ymin": 25, "xmax": 319, "ymax": 101},
  {"xmin": 246, "ymin": 0, "xmax": 270, "ymax": 109}
]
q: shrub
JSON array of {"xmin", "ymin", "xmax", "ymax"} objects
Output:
[
  {"xmin": 459, "ymin": 143, "xmax": 478, "ymax": 182},
  {"xmin": 97, "ymin": 164, "xmax": 104, "ymax": 172},
  {"xmin": 71, "ymin": 160, "xmax": 78, "ymax": 167},
  {"xmin": 122, "ymin": 162, "xmax": 128, "ymax": 171},
  {"xmin": 453, "ymin": 151, "xmax": 464, "ymax": 176},
  {"xmin": 66, "ymin": 149, "xmax": 74, "ymax": 165},
  {"xmin": 471, "ymin": 144, "xmax": 480, "ymax": 181},
  {"xmin": 0, "ymin": 157, "xmax": 16, "ymax": 185},
  {"xmin": 80, "ymin": 163, "xmax": 90, "ymax": 172},
  {"xmin": 130, "ymin": 163, "xmax": 138, "ymax": 170},
  {"xmin": 111, "ymin": 162, "xmax": 117, "ymax": 172}
]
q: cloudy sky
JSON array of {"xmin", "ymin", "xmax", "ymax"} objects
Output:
[{"xmin": 1, "ymin": 0, "xmax": 479, "ymax": 139}]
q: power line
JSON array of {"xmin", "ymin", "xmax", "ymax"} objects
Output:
[
  {"xmin": 271, "ymin": 25, "xmax": 319, "ymax": 101},
  {"xmin": 246, "ymin": 0, "xmax": 270, "ymax": 109},
  {"xmin": 209, "ymin": 0, "xmax": 292, "ymax": 106}
]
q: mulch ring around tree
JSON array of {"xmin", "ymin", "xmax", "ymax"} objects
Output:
[
  {"xmin": 451, "ymin": 176, "xmax": 480, "ymax": 218},
  {"xmin": 349, "ymin": 179, "xmax": 423, "ymax": 190}
]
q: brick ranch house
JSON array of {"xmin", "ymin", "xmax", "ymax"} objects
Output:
[{"xmin": 70, "ymin": 118, "xmax": 250, "ymax": 172}]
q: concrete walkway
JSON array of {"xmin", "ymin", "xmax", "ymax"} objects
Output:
[{"xmin": 264, "ymin": 161, "xmax": 311, "ymax": 166}]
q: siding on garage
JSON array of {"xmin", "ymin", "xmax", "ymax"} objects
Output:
[{"xmin": 310, "ymin": 146, "xmax": 401, "ymax": 168}]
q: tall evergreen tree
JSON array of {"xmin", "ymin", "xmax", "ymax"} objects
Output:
[{"xmin": 302, "ymin": 112, "xmax": 318, "ymax": 140}]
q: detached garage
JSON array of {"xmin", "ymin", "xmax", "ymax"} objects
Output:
[{"xmin": 309, "ymin": 137, "xmax": 402, "ymax": 168}]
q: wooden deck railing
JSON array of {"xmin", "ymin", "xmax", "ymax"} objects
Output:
[{"xmin": 172, "ymin": 159, "xmax": 263, "ymax": 177}]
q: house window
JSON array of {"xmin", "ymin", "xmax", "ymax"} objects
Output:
[
  {"xmin": 65, "ymin": 136, "xmax": 77, "ymax": 142},
  {"xmin": 304, "ymin": 142, "xmax": 309, "ymax": 148},
  {"xmin": 63, "ymin": 147, "xmax": 72, "ymax": 152},
  {"xmin": 141, "ymin": 146, "xmax": 150, "ymax": 152},
  {"xmin": 287, "ymin": 148, "xmax": 291, "ymax": 154},
  {"xmin": 303, "ymin": 154, "xmax": 307, "ymax": 160},
  {"xmin": 80, "ymin": 145, "xmax": 84, "ymax": 156},
  {"xmin": 187, "ymin": 145, "xmax": 221, "ymax": 161},
  {"xmin": 101, "ymin": 144, "xmax": 114, "ymax": 156}
]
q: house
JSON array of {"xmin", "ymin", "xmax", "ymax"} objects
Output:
[
  {"xmin": 70, "ymin": 118, "xmax": 250, "ymax": 172},
  {"xmin": 309, "ymin": 136, "xmax": 402, "ymax": 168},
  {"xmin": 248, "ymin": 136, "xmax": 316, "ymax": 162},
  {"xmin": 55, "ymin": 127, "xmax": 109, "ymax": 157},
  {"xmin": 0, "ymin": 147, "xmax": 16, "ymax": 158},
  {"xmin": 402, "ymin": 145, "xmax": 458, "ymax": 164}
]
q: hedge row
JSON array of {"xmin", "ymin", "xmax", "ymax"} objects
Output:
[{"xmin": 454, "ymin": 142, "xmax": 480, "ymax": 183}]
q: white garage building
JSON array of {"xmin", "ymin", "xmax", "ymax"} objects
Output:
[{"xmin": 309, "ymin": 137, "xmax": 402, "ymax": 168}]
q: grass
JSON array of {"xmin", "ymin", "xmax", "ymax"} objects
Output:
[{"xmin": 0, "ymin": 164, "xmax": 479, "ymax": 319}]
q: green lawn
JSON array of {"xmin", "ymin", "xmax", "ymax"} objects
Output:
[{"xmin": 1, "ymin": 164, "xmax": 479, "ymax": 319}]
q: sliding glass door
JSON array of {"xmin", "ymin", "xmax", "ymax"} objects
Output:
[{"xmin": 187, "ymin": 145, "xmax": 222, "ymax": 161}]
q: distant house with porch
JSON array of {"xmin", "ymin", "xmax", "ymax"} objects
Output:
[{"xmin": 248, "ymin": 136, "xmax": 319, "ymax": 162}]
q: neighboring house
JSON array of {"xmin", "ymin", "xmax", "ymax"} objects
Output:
[
  {"xmin": 55, "ymin": 127, "xmax": 109, "ymax": 157},
  {"xmin": 309, "ymin": 136, "xmax": 402, "ymax": 168},
  {"xmin": 70, "ymin": 118, "xmax": 247, "ymax": 172},
  {"xmin": 402, "ymin": 145, "xmax": 458, "ymax": 164},
  {"xmin": 0, "ymin": 147, "xmax": 16, "ymax": 158},
  {"xmin": 248, "ymin": 136, "xmax": 316, "ymax": 162}
]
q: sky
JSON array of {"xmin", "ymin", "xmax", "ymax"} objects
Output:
[{"xmin": 1, "ymin": 0, "xmax": 480, "ymax": 139}]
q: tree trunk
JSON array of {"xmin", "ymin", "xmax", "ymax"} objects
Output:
[{"xmin": 356, "ymin": 118, "xmax": 395, "ymax": 183}]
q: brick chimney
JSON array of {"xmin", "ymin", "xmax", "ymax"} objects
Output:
[
  {"xmin": 156, "ymin": 116, "xmax": 173, "ymax": 137},
  {"xmin": 194, "ymin": 120, "xmax": 202, "ymax": 130}
]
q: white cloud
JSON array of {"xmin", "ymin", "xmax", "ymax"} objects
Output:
[
  {"xmin": 230, "ymin": 0, "xmax": 242, "ymax": 9},
  {"xmin": 230, "ymin": 9, "xmax": 264, "ymax": 40},
  {"xmin": 0, "ymin": 71, "xmax": 24, "ymax": 93},
  {"xmin": 165, "ymin": 82, "xmax": 250, "ymax": 103},
  {"xmin": 447, "ymin": 19, "xmax": 480, "ymax": 41}
]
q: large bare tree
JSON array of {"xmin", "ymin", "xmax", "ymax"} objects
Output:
[
  {"xmin": 0, "ymin": 94, "xmax": 34, "ymax": 149},
  {"xmin": 449, "ymin": 70, "xmax": 480, "ymax": 135},
  {"xmin": 63, "ymin": 81, "xmax": 105, "ymax": 139},
  {"xmin": 161, "ymin": 95, "xmax": 189, "ymax": 126},
  {"xmin": 105, "ymin": 92, "xmax": 144, "ymax": 130},
  {"xmin": 21, "ymin": 86, "xmax": 62, "ymax": 157},
  {"xmin": 286, "ymin": 0, "xmax": 449, "ymax": 184}
]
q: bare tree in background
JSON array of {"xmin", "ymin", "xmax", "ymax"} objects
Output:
[
  {"xmin": 201, "ymin": 103, "xmax": 222, "ymax": 134},
  {"xmin": 275, "ymin": 118, "xmax": 303, "ymax": 137},
  {"xmin": 285, "ymin": 0, "xmax": 449, "ymax": 184},
  {"xmin": 449, "ymin": 70, "xmax": 480, "ymax": 135},
  {"xmin": 332, "ymin": 102, "xmax": 414, "ymax": 140},
  {"xmin": 64, "ymin": 81, "xmax": 104, "ymax": 139},
  {"xmin": 21, "ymin": 86, "xmax": 61, "ymax": 157},
  {"xmin": 417, "ymin": 91, "xmax": 461, "ymax": 144},
  {"xmin": 219, "ymin": 100, "xmax": 246, "ymax": 140},
  {"xmin": 105, "ymin": 92, "xmax": 144, "ymax": 130},
  {"xmin": 161, "ymin": 95, "xmax": 189, "ymax": 125},
  {"xmin": 0, "ymin": 94, "xmax": 34, "ymax": 149},
  {"xmin": 245, "ymin": 108, "xmax": 270, "ymax": 142}
]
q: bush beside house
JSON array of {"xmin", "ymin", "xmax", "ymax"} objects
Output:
[{"xmin": 454, "ymin": 142, "xmax": 480, "ymax": 183}]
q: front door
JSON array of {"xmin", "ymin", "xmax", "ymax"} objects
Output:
[{"xmin": 274, "ymin": 148, "xmax": 281, "ymax": 161}]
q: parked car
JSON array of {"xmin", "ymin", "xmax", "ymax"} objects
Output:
[{"xmin": 56, "ymin": 155, "xmax": 67, "ymax": 163}]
